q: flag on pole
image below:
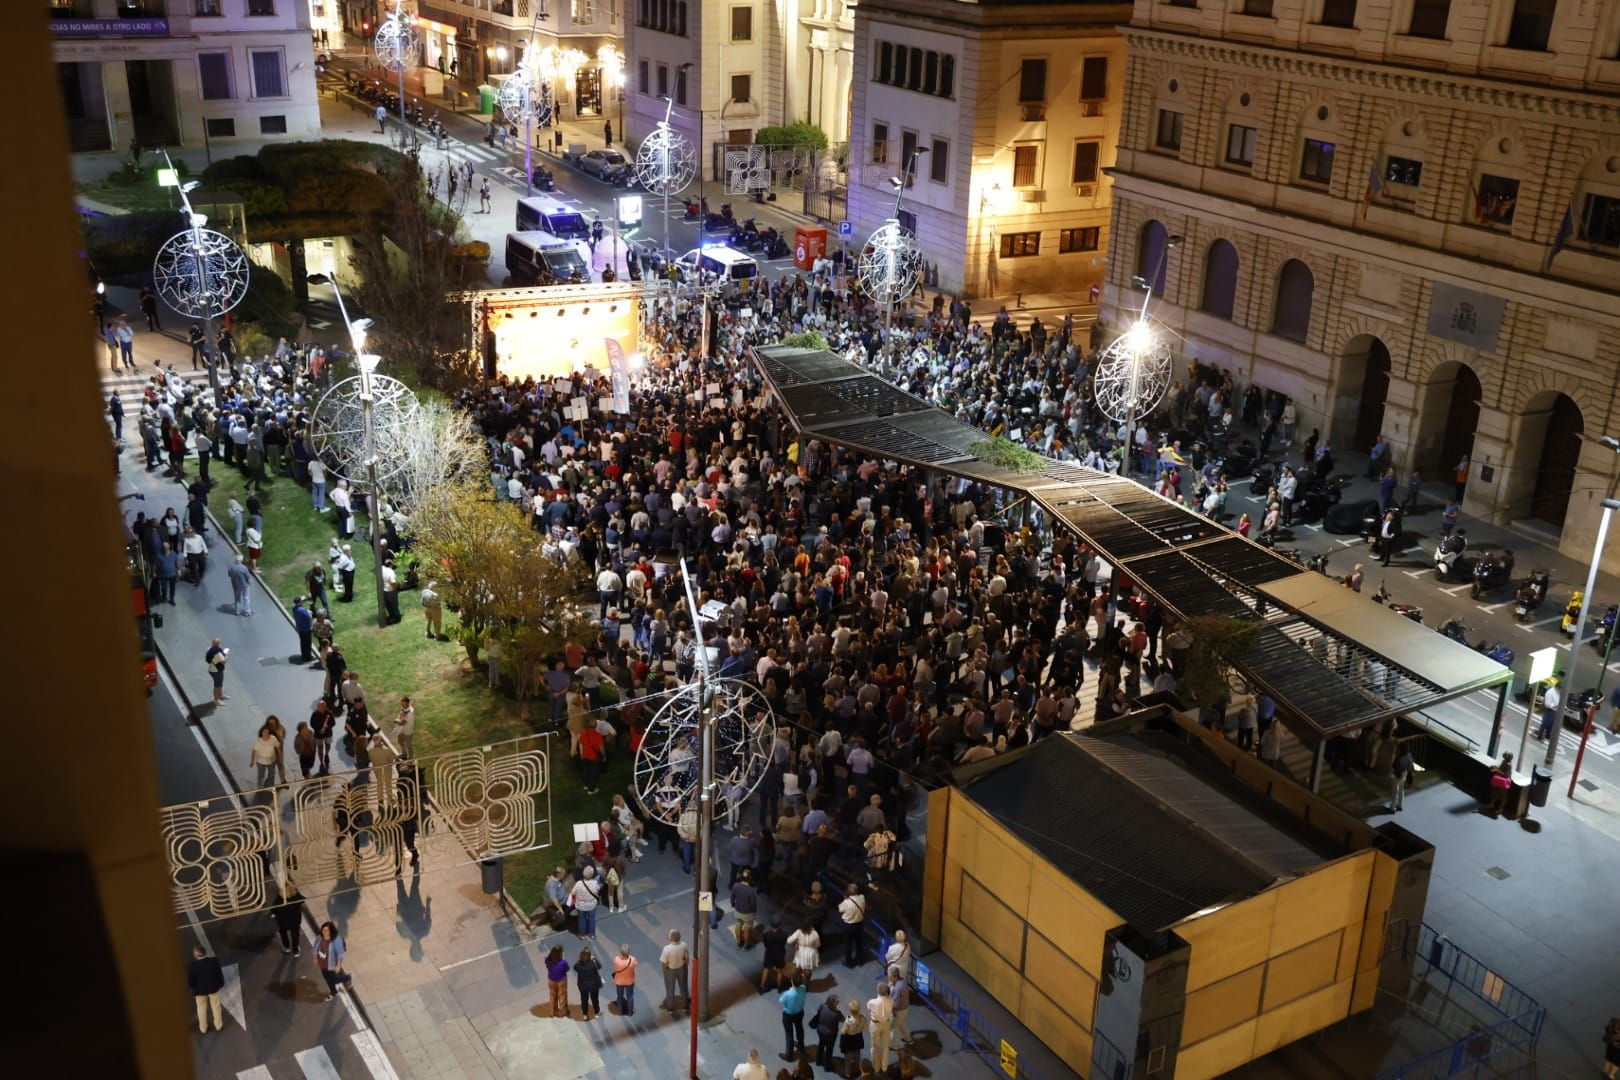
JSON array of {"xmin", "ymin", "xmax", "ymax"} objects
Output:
[
  {"xmin": 1361, "ymin": 159, "xmax": 1383, "ymax": 218},
  {"xmin": 1544, "ymin": 204, "xmax": 1574, "ymax": 272}
]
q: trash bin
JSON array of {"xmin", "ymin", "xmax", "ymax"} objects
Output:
[
  {"xmin": 479, "ymin": 856, "xmax": 503, "ymax": 895},
  {"xmin": 793, "ymin": 225, "xmax": 828, "ymax": 271},
  {"xmin": 477, "ymin": 84, "xmax": 495, "ymax": 115},
  {"xmin": 1528, "ymin": 765, "xmax": 1553, "ymax": 807}
]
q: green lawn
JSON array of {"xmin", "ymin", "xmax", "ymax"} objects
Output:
[
  {"xmin": 79, "ymin": 178, "xmax": 182, "ymax": 213},
  {"xmin": 225, "ymin": 469, "xmax": 613, "ymax": 914}
]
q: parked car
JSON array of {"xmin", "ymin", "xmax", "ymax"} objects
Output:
[{"xmin": 578, "ymin": 149, "xmax": 630, "ymax": 182}]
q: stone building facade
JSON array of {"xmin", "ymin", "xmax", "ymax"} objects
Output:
[
  {"xmin": 847, "ymin": 0, "xmax": 1131, "ymax": 299},
  {"xmin": 1103, "ymin": 0, "xmax": 1620, "ymax": 565}
]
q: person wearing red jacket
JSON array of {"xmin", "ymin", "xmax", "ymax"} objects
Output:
[{"xmin": 579, "ymin": 719, "xmax": 606, "ymax": 795}]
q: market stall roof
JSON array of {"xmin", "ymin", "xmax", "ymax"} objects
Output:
[{"xmin": 751, "ymin": 344, "xmax": 1513, "ymax": 737}]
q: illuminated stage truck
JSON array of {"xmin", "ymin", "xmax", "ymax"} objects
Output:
[
  {"xmin": 451, "ymin": 281, "xmax": 658, "ymax": 383},
  {"xmin": 923, "ymin": 704, "xmax": 1435, "ymax": 1079}
]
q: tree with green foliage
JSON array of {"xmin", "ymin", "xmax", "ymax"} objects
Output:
[
  {"xmin": 753, "ymin": 122, "xmax": 829, "ymax": 151},
  {"xmin": 349, "ymin": 153, "xmax": 488, "ymax": 388},
  {"xmin": 1177, "ymin": 615, "xmax": 1262, "ymax": 709},
  {"xmin": 969, "ymin": 437, "xmax": 1045, "ymax": 474},
  {"xmin": 781, "ymin": 330, "xmax": 828, "ymax": 351}
]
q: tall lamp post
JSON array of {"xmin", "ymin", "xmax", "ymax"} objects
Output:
[
  {"xmin": 677, "ymin": 559, "xmax": 716, "ymax": 1065},
  {"xmin": 309, "ymin": 273, "xmax": 390, "ymax": 629},
  {"xmin": 884, "ymin": 146, "xmax": 927, "ymax": 367},
  {"xmin": 1550, "ymin": 434, "xmax": 1620, "ymax": 776}
]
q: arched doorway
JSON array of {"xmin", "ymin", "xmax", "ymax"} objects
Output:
[
  {"xmin": 1333, "ymin": 335, "xmax": 1391, "ymax": 453},
  {"xmin": 1136, "ymin": 220, "xmax": 1168, "ymax": 296},
  {"xmin": 1529, "ymin": 393, "xmax": 1584, "ymax": 526},
  {"xmin": 1416, "ymin": 361, "xmax": 1483, "ymax": 476}
]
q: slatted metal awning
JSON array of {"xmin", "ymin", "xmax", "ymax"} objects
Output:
[{"xmin": 751, "ymin": 344, "xmax": 1513, "ymax": 738}]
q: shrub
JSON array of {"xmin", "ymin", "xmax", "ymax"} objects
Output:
[
  {"xmin": 782, "ymin": 330, "xmax": 828, "ymax": 351},
  {"xmin": 754, "ymin": 122, "xmax": 829, "ymax": 151},
  {"xmin": 969, "ymin": 437, "xmax": 1045, "ymax": 474}
]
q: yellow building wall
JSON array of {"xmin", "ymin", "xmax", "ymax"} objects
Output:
[
  {"xmin": 1173, "ymin": 849, "xmax": 1394, "ymax": 1080},
  {"xmin": 928, "ymin": 787, "xmax": 1125, "ymax": 1077}
]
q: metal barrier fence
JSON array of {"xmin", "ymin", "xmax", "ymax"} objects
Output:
[{"xmin": 1377, "ymin": 922, "xmax": 1546, "ymax": 1080}]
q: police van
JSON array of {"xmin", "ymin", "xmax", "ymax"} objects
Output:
[
  {"xmin": 506, "ymin": 231, "xmax": 591, "ymax": 286},
  {"xmin": 674, "ymin": 245, "xmax": 759, "ymax": 283},
  {"xmin": 515, "ymin": 196, "xmax": 591, "ymax": 242}
]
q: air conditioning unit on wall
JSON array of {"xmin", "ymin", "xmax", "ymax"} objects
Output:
[
  {"xmin": 1020, "ymin": 103, "xmax": 1046, "ymax": 122},
  {"xmin": 1021, "ymin": 189, "xmax": 1045, "ymax": 203}
]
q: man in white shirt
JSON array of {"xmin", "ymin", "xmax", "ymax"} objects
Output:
[
  {"xmin": 393, "ymin": 697, "xmax": 415, "ymax": 757},
  {"xmin": 660, "ymin": 930, "xmax": 689, "ymax": 1013},
  {"xmin": 596, "ymin": 566, "xmax": 623, "ymax": 617},
  {"xmin": 308, "ymin": 457, "xmax": 327, "ymax": 512},
  {"xmin": 868, "ymin": 982, "xmax": 895, "ymax": 1071},
  {"xmin": 837, "ymin": 884, "xmax": 867, "ymax": 967}
]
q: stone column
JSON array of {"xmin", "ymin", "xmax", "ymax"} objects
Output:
[
  {"xmin": 101, "ymin": 60, "xmax": 135, "ymax": 159},
  {"xmin": 169, "ymin": 56, "xmax": 205, "ymax": 150}
]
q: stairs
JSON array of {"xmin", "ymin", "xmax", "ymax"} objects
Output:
[{"xmin": 100, "ymin": 367, "xmax": 210, "ymax": 402}]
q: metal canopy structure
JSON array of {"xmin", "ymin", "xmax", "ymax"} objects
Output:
[{"xmin": 751, "ymin": 344, "xmax": 1512, "ymax": 739}]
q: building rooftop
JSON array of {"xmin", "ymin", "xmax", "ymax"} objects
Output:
[{"xmin": 958, "ymin": 729, "xmax": 1337, "ymax": 934}]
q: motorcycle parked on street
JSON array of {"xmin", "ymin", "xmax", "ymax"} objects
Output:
[
  {"xmin": 1371, "ymin": 581, "xmax": 1424, "ymax": 623},
  {"xmin": 1561, "ymin": 589, "xmax": 1585, "ymax": 636},
  {"xmin": 1470, "ymin": 548, "xmax": 1515, "ymax": 600},
  {"xmin": 1513, "ymin": 569, "xmax": 1550, "ymax": 622},
  {"xmin": 1434, "ymin": 530, "xmax": 1469, "ymax": 581}
]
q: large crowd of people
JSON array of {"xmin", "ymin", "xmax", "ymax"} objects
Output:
[{"xmin": 124, "ymin": 261, "xmax": 1349, "ymax": 1076}]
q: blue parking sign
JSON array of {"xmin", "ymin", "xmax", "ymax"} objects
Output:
[{"xmin": 838, "ymin": 220, "xmax": 853, "ymax": 237}]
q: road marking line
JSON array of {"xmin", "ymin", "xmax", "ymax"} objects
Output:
[
  {"xmin": 1477, "ymin": 603, "xmax": 1509, "ymax": 613},
  {"xmin": 1303, "ymin": 524, "xmax": 1323, "ymax": 532},
  {"xmin": 1527, "ymin": 616, "xmax": 1561, "ymax": 628},
  {"xmin": 352, "ymin": 1033, "xmax": 400, "ymax": 1079},
  {"xmin": 238, "ymin": 1068, "xmax": 274, "ymax": 1080},
  {"xmin": 1335, "ymin": 538, "xmax": 1359, "ymax": 547},
  {"xmin": 1439, "ymin": 584, "xmax": 1471, "ymax": 596},
  {"xmin": 296, "ymin": 1047, "xmax": 344, "ymax": 1079},
  {"xmin": 221, "ymin": 963, "xmax": 246, "ymax": 1032},
  {"xmin": 1404, "ymin": 569, "xmax": 1429, "ymax": 579}
]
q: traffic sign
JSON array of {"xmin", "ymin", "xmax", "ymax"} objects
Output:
[{"xmin": 838, "ymin": 219, "xmax": 853, "ymax": 237}]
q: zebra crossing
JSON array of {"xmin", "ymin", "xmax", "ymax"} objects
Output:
[{"xmin": 232, "ymin": 1034, "xmax": 396, "ymax": 1079}]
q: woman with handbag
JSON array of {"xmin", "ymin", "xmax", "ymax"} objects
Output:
[
  {"xmin": 787, "ymin": 921, "xmax": 821, "ymax": 983},
  {"xmin": 314, "ymin": 922, "xmax": 353, "ymax": 1001},
  {"xmin": 575, "ymin": 947, "xmax": 604, "ymax": 1020}
]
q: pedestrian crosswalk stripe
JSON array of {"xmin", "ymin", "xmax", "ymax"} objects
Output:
[
  {"xmin": 295, "ymin": 1046, "xmax": 343, "ymax": 1079},
  {"xmin": 237, "ymin": 1068, "xmax": 273, "ymax": 1080}
]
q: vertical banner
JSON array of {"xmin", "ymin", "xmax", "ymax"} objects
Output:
[{"xmin": 604, "ymin": 337, "xmax": 632, "ymax": 414}]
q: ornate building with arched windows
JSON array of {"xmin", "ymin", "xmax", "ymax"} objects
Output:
[{"xmin": 1102, "ymin": 0, "xmax": 1620, "ymax": 566}]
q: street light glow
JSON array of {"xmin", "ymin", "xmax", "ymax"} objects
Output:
[{"xmin": 1123, "ymin": 319, "xmax": 1154, "ymax": 356}]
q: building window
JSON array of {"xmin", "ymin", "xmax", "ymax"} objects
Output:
[
  {"xmin": 731, "ymin": 5, "xmax": 752, "ymax": 40},
  {"xmin": 1201, "ymin": 239, "xmax": 1239, "ymax": 319},
  {"xmin": 1300, "ymin": 138, "xmax": 1335, "ymax": 183},
  {"xmin": 930, "ymin": 138, "xmax": 949, "ymax": 183},
  {"xmin": 573, "ymin": 0, "xmax": 596, "ymax": 21},
  {"xmin": 1474, "ymin": 174, "xmax": 1520, "ymax": 226},
  {"xmin": 900, "ymin": 130, "xmax": 919, "ymax": 183},
  {"xmin": 198, "ymin": 52, "xmax": 233, "ymax": 101},
  {"xmin": 1407, "ymin": 0, "xmax": 1450, "ymax": 38},
  {"xmin": 872, "ymin": 40, "xmax": 954, "ymax": 99},
  {"xmin": 656, "ymin": 64, "xmax": 668, "ymax": 98},
  {"xmin": 259, "ymin": 115, "xmax": 287, "ymax": 135},
  {"xmin": 1155, "ymin": 109, "xmax": 1183, "ymax": 152},
  {"xmin": 250, "ymin": 50, "xmax": 286, "ymax": 98},
  {"xmin": 1012, "ymin": 144, "xmax": 1039, "ymax": 188},
  {"xmin": 1059, "ymin": 227, "xmax": 1099, "ymax": 253},
  {"xmin": 872, "ymin": 122, "xmax": 888, "ymax": 164},
  {"xmin": 1080, "ymin": 57, "xmax": 1108, "ymax": 103},
  {"xmin": 1273, "ymin": 259, "xmax": 1315, "ymax": 342},
  {"xmin": 1243, "ymin": 0, "xmax": 1274, "ymax": 15},
  {"xmin": 1319, "ymin": 0, "xmax": 1357, "ymax": 28},
  {"xmin": 246, "ymin": 0, "xmax": 275, "ymax": 13},
  {"xmin": 194, "ymin": 0, "xmax": 222, "ymax": 14},
  {"xmin": 675, "ymin": 0, "xmax": 687, "ymax": 36},
  {"xmin": 1506, "ymin": 0, "xmax": 1556, "ymax": 51},
  {"xmin": 731, "ymin": 74, "xmax": 752, "ymax": 103},
  {"xmin": 1018, "ymin": 59, "xmax": 1046, "ymax": 103},
  {"xmin": 1000, "ymin": 231, "xmax": 1040, "ymax": 257},
  {"xmin": 205, "ymin": 117, "xmax": 236, "ymax": 137},
  {"xmin": 898, "ymin": 209, "xmax": 917, "ymax": 233},
  {"xmin": 1581, "ymin": 193, "xmax": 1620, "ymax": 248},
  {"xmin": 1385, "ymin": 155, "xmax": 1423, "ymax": 186},
  {"xmin": 1166, "ymin": 0, "xmax": 1198, "ymax": 7},
  {"xmin": 1226, "ymin": 124, "xmax": 1257, "ymax": 167},
  {"xmin": 638, "ymin": 59, "xmax": 649, "ymax": 94},
  {"xmin": 1072, "ymin": 141, "xmax": 1100, "ymax": 184},
  {"xmin": 1137, "ymin": 220, "xmax": 1169, "ymax": 294},
  {"xmin": 675, "ymin": 65, "xmax": 688, "ymax": 104}
]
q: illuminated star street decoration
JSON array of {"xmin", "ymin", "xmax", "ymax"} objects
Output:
[
  {"xmin": 634, "ymin": 117, "xmax": 696, "ymax": 196},
  {"xmin": 1093, "ymin": 316, "xmax": 1173, "ymax": 425},
  {"xmin": 497, "ymin": 66, "xmax": 554, "ymax": 126},
  {"xmin": 310, "ymin": 371, "xmax": 420, "ymax": 488},
  {"xmin": 152, "ymin": 225, "xmax": 250, "ymax": 320},
  {"xmin": 857, "ymin": 220, "xmax": 923, "ymax": 306},
  {"xmin": 373, "ymin": 3, "xmax": 419, "ymax": 73},
  {"xmin": 633, "ymin": 677, "xmax": 774, "ymax": 826}
]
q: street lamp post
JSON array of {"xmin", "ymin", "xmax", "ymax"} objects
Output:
[
  {"xmin": 1117, "ymin": 235, "xmax": 1181, "ymax": 478},
  {"xmin": 882, "ymin": 147, "xmax": 928, "ymax": 369},
  {"xmin": 311, "ymin": 273, "xmax": 390, "ymax": 629},
  {"xmin": 1549, "ymin": 434, "xmax": 1620, "ymax": 774},
  {"xmin": 676, "ymin": 560, "xmax": 716, "ymax": 1067}
]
